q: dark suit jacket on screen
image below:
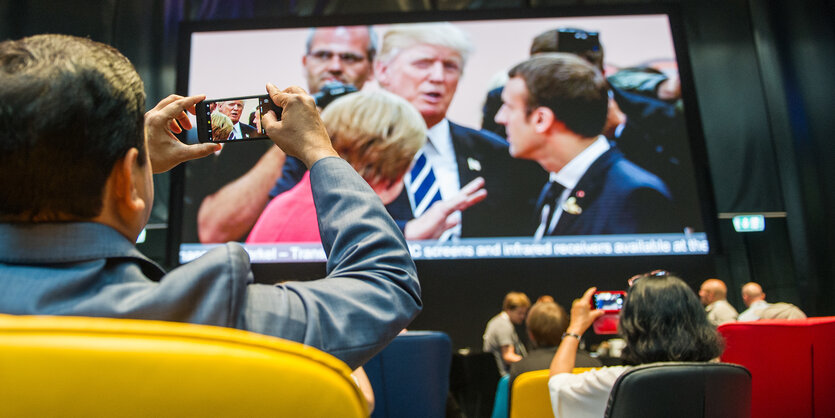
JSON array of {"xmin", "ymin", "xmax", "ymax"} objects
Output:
[
  {"xmin": 385, "ymin": 121, "xmax": 547, "ymax": 238},
  {"xmin": 547, "ymin": 146, "xmax": 680, "ymax": 235},
  {"xmin": 238, "ymin": 122, "xmax": 257, "ymax": 139}
]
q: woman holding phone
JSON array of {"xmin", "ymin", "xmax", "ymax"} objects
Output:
[{"xmin": 548, "ymin": 271, "xmax": 723, "ymax": 418}]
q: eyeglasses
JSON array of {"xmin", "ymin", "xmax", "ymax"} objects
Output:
[
  {"xmin": 627, "ymin": 269, "xmax": 670, "ymax": 287},
  {"xmin": 308, "ymin": 50, "xmax": 366, "ymax": 65}
]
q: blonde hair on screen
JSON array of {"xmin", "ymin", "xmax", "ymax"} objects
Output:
[
  {"xmin": 322, "ymin": 89, "xmax": 426, "ymax": 187},
  {"xmin": 377, "ymin": 22, "xmax": 473, "ymax": 66},
  {"xmin": 211, "ymin": 111, "xmax": 233, "ymax": 142}
]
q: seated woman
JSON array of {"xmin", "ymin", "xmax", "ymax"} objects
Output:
[
  {"xmin": 247, "ymin": 89, "xmax": 426, "ymax": 243},
  {"xmin": 549, "ymin": 271, "xmax": 723, "ymax": 418}
]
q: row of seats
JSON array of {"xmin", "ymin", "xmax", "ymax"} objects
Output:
[
  {"xmin": 718, "ymin": 316, "xmax": 835, "ymax": 418},
  {"xmin": 2, "ymin": 314, "xmax": 832, "ymax": 417},
  {"xmin": 491, "ymin": 317, "xmax": 835, "ymax": 418},
  {"xmin": 0, "ymin": 314, "xmax": 452, "ymax": 418},
  {"xmin": 0, "ymin": 314, "xmax": 368, "ymax": 417}
]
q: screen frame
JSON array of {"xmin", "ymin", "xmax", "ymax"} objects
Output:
[{"xmin": 167, "ymin": 4, "xmax": 720, "ymax": 268}]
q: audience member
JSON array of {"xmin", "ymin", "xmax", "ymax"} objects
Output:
[
  {"xmin": 548, "ymin": 272, "xmax": 723, "ymax": 418},
  {"xmin": 536, "ymin": 295, "xmax": 555, "ymax": 304},
  {"xmin": 193, "ymin": 26, "xmax": 377, "ymax": 243},
  {"xmin": 483, "ymin": 292, "xmax": 531, "ymax": 376},
  {"xmin": 0, "ymin": 34, "xmax": 421, "ymax": 370},
  {"xmin": 738, "ymin": 282, "xmax": 806, "ymax": 321},
  {"xmin": 509, "ymin": 301, "xmax": 601, "ymax": 387},
  {"xmin": 247, "ymin": 89, "xmax": 426, "ymax": 242},
  {"xmin": 495, "ymin": 54, "xmax": 679, "ymax": 237},
  {"xmin": 699, "ymin": 278, "xmax": 739, "ymax": 326},
  {"xmin": 375, "ymin": 23, "xmax": 546, "ymax": 239}
]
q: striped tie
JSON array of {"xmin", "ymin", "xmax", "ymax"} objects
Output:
[{"xmin": 406, "ymin": 150, "xmax": 442, "ymax": 217}]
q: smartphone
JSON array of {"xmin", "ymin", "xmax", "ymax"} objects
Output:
[
  {"xmin": 591, "ymin": 291, "xmax": 626, "ymax": 313},
  {"xmin": 195, "ymin": 95, "xmax": 282, "ymax": 143}
]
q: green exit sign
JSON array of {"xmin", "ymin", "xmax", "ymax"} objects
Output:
[{"xmin": 732, "ymin": 215, "xmax": 765, "ymax": 232}]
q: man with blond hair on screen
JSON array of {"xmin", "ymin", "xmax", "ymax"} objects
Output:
[{"xmin": 375, "ymin": 23, "xmax": 546, "ymax": 240}]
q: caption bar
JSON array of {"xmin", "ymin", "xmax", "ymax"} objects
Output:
[{"xmin": 181, "ymin": 233, "xmax": 709, "ymax": 264}]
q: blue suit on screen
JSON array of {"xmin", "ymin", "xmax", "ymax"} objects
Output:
[{"xmin": 548, "ymin": 147, "xmax": 681, "ymax": 236}]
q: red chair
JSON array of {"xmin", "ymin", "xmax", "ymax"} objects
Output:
[{"xmin": 718, "ymin": 317, "xmax": 835, "ymax": 418}]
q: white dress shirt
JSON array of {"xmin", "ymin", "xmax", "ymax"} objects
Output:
[{"xmin": 231, "ymin": 122, "xmax": 243, "ymax": 139}]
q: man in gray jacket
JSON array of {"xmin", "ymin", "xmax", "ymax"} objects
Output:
[{"xmin": 0, "ymin": 34, "xmax": 421, "ymax": 369}]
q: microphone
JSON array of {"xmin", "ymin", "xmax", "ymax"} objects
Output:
[{"xmin": 312, "ymin": 81, "xmax": 359, "ymax": 109}]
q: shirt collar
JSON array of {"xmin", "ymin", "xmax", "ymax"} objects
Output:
[
  {"xmin": 0, "ymin": 222, "xmax": 156, "ymax": 266},
  {"xmin": 551, "ymin": 135, "xmax": 610, "ymax": 190},
  {"xmin": 425, "ymin": 119, "xmax": 453, "ymax": 157}
]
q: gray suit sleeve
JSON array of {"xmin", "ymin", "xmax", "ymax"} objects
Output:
[{"xmin": 242, "ymin": 157, "xmax": 422, "ymax": 368}]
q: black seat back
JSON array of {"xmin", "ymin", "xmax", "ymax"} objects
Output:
[{"xmin": 604, "ymin": 362, "xmax": 751, "ymax": 418}]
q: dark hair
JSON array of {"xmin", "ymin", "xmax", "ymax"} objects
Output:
[
  {"xmin": 525, "ymin": 301, "xmax": 569, "ymax": 347},
  {"xmin": 508, "ymin": 53, "xmax": 608, "ymax": 138},
  {"xmin": 0, "ymin": 34, "xmax": 146, "ymax": 221},
  {"xmin": 529, "ymin": 28, "xmax": 604, "ymax": 72},
  {"xmin": 619, "ymin": 273, "xmax": 724, "ymax": 365}
]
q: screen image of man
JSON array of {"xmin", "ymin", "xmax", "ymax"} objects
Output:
[
  {"xmin": 303, "ymin": 26, "xmax": 375, "ymax": 95},
  {"xmin": 375, "ymin": 23, "xmax": 546, "ymax": 239},
  {"xmin": 494, "ymin": 54, "xmax": 680, "ymax": 236},
  {"xmin": 217, "ymin": 99, "xmax": 257, "ymax": 140}
]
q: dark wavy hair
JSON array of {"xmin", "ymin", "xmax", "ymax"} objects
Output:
[
  {"xmin": 619, "ymin": 272, "xmax": 724, "ymax": 365},
  {"xmin": 0, "ymin": 34, "xmax": 146, "ymax": 221}
]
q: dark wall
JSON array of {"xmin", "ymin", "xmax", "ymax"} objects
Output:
[{"xmin": 3, "ymin": 0, "xmax": 833, "ymax": 348}]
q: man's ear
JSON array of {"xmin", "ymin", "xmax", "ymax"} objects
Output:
[
  {"xmin": 374, "ymin": 60, "xmax": 389, "ymax": 86},
  {"xmin": 112, "ymin": 148, "xmax": 147, "ymax": 216},
  {"xmin": 531, "ymin": 106, "xmax": 565, "ymax": 134}
]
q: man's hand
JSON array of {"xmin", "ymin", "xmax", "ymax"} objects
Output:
[
  {"xmin": 145, "ymin": 94, "xmax": 220, "ymax": 173},
  {"xmin": 261, "ymin": 83, "xmax": 338, "ymax": 168},
  {"xmin": 404, "ymin": 177, "xmax": 487, "ymax": 240}
]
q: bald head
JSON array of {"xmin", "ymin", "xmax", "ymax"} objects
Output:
[
  {"xmin": 699, "ymin": 278, "xmax": 728, "ymax": 306},
  {"xmin": 741, "ymin": 282, "xmax": 765, "ymax": 307}
]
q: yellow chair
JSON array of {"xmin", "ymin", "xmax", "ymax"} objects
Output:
[
  {"xmin": 0, "ymin": 314, "xmax": 368, "ymax": 418},
  {"xmin": 510, "ymin": 368, "xmax": 599, "ymax": 418}
]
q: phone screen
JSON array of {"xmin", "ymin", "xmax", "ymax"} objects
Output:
[
  {"xmin": 593, "ymin": 291, "xmax": 625, "ymax": 312},
  {"xmin": 195, "ymin": 95, "xmax": 281, "ymax": 143}
]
